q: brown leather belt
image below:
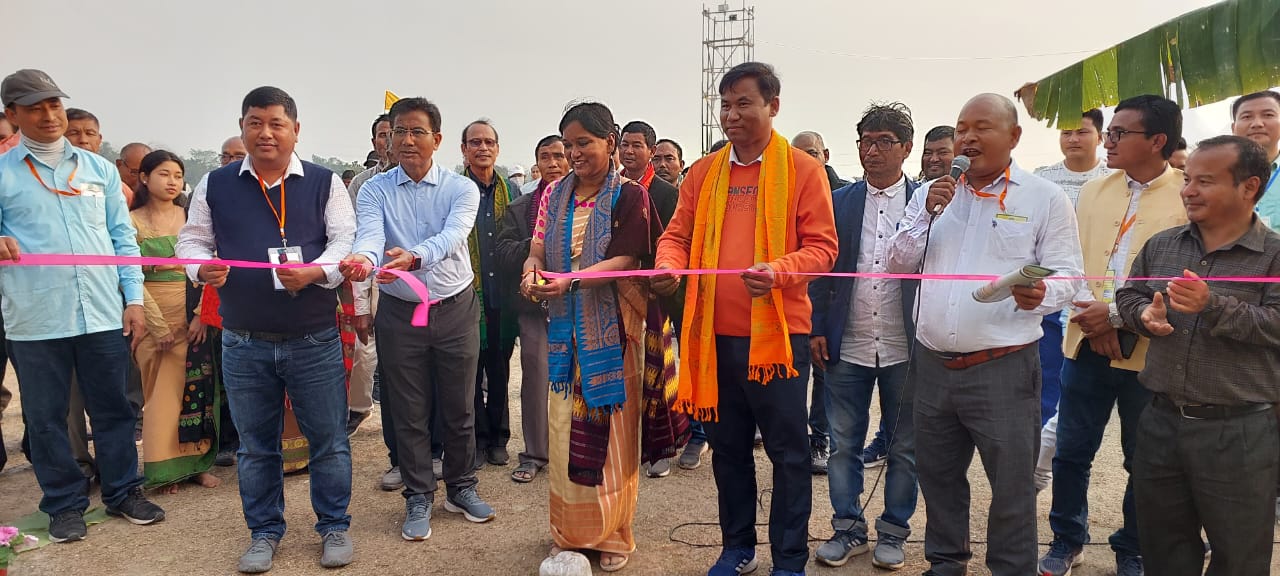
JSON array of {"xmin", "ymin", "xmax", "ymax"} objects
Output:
[{"xmin": 933, "ymin": 343, "xmax": 1032, "ymax": 371}]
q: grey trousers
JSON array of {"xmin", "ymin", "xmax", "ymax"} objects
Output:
[
  {"xmin": 1135, "ymin": 400, "xmax": 1278, "ymax": 576},
  {"xmin": 914, "ymin": 344, "xmax": 1041, "ymax": 576},
  {"xmin": 375, "ymin": 292, "xmax": 479, "ymax": 499},
  {"xmin": 516, "ymin": 312, "xmax": 548, "ymax": 467}
]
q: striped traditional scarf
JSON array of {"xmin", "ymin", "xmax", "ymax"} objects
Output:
[{"xmin": 677, "ymin": 132, "xmax": 798, "ymax": 422}]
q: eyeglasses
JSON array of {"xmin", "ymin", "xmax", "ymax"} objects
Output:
[
  {"xmin": 1104, "ymin": 129, "xmax": 1150, "ymax": 144},
  {"xmin": 857, "ymin": 137, "xmax": 902, "ymax": 151},
  {"xmin": 392, "ymin": 128, "xmax": 434, "ymax": 139},
  {"xmin": 465, "ymin": 138, "xmax": 498, "ymax": 148},
  {"xmin": 219, "ymin": 153, "xmax": 247, "ymax": 163}
]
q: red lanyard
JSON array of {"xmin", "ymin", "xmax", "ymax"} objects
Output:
[
  {"xmin": 257, "ymin": 173, "xmax": 287, "ymax": 245},
  {"xmin": 25, "ymin": 157, "xmax": 81, "ymax": 196},
  {"xmin": 963, "ymin": 167, "xmax": 1011, "ymax": 212}
]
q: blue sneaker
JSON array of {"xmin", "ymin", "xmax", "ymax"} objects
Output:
[
  {"xmin": 862, "ymin": 436, "xmax": 889, "ymax": 468},
  {"xmin": 708, "ymin": 547, "xmax": 758, "ymax": 575},
  {"xmin": 1116, "ymin": 552, "xmax": 1144, "ymax": 576},
  {"xmin": 401, "ymin": 494, "xmax": 431, "ymax": 541},
  {"xmin": 1037, "ymin": 538, "xmax": 1084, "ymax": 576},
  {"xmin": 444, "ymin": 486, "xmax": 495, "ymax": 523},
  {"xmin": 769, "ymin": 570, "xmax": 804, "ymax": 576}
]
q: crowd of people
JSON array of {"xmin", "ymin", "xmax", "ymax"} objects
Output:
[{"xmin": 0, "ymin": 62, "xmax": 1277, "ymax": 576}]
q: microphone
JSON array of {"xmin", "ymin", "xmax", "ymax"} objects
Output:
[{"xmin": 932, "ymin": 156, "xmax": 971, "ymax": 215}]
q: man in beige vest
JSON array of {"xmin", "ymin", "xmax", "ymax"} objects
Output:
[{"xmin": 1038, "ymin": 95, "xmax": 1187, "ymax": 576}]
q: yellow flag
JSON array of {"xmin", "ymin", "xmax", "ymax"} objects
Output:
[{"xmin": 384, "ymin": 91, "xmax": 400, "ymax": 112}]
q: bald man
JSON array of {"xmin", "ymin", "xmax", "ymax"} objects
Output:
[
  {"xmin": 219, "ymin": 136, "xmax": 247, "ymax": 167},
  {"xmin": 793, "ymin": 131, "xmax": 850, "ymax": 191},
  {"xmin": 887, "ymin": 94, "xmax": 1083, "ymax": 576},
  {"xmin": 116, "ymin": 142, "xmax": 151, "ymax": 191}
]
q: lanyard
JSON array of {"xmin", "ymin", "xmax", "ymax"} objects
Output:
[
  {"xmin": 1111, "ymin": 209, "xmax": 1139, "ymax": 256},
  {"xmin": 25, "ymin": 157, "xmax": 81, "ymax": 196},
  {"xmin": 257, "ymin": 173, "xmax": 287, "ymax": 246},
  {"xmin": 963, "ymin": 166, "xmax": 1010, "ymax": 212}
]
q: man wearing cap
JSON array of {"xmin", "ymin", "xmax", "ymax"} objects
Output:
[
  {"xmin": 508, "ymin": 165, "xmax": 526, "ymax": 188},
  {"xmin": 0, "ymin": 69, "xmax": 165, "ymax": 543}
]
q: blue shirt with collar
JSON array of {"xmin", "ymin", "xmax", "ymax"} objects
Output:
[
  {"xmin": 0, "ymin": 138, "xmax": 144, "ymax": 340},
  {"xmin": 353, "ymin": 161, "xmax": 479, "ymax": 303}
]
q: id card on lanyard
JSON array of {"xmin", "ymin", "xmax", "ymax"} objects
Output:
[{"xmin": 258, "ymin": 174, "xmax": 298, "ymax": 291}]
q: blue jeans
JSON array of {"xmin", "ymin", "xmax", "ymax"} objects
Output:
[
  {"xmin": 11, "ymin": 331, "xmax": 141, "ymax": 515},
  {"xmin": 1049, "ymin": 344, "xmax": 1149, "ymax": 556},
  {"xmin": 221, "ymin": 327, "xmax": 352, "ymax": 540},
  {"xmin": 824, "ymin": 359, "xmax": 917, "ymax": 535},
  {"xmin": 1038, "ymin": 314, "xmax": 1065, "ymax": 426}
]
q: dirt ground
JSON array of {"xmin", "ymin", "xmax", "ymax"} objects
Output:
[{"xmin": 2, "ymin": 346, "xmax": 1278, "ymax": 576}]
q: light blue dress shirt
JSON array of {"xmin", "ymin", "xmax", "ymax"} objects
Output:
[
  {"xmin": 0, "ymin": 138, "xmax": 143, "ymax": 340},
  {"xmin": 352, "ymin": 162, "xmax": 478, "ymax": 303},
  {"xmin": 1254, "ymin": 160, "xmax": 1280, "ymax": 230}
]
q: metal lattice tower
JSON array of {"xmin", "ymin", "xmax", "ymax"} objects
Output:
[{"xmin": 702, "ymin": 2, "xmax": 754, "ymax": 154}]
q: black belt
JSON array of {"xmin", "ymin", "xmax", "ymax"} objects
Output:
[
  {"xmin": 226, "ymin": 328, "xmax": 308, "ymax": 343},
  {"xmin": 1151, "ymin": 394, "xmax": 1273, "ymax": 420}
]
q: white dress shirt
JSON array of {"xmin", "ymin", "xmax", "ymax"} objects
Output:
[
  {"xmin": 887, "ymin": 162, "xmax": 1084, "ymax": 353},
  {"xmin": 841, "ymin": 176, "xmax": 909, "ymax": 367},
  {"xmin": 177, "ymin": 154, "xmax": 356, "ymax": 290}
]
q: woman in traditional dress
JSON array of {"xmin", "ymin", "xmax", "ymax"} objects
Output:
[
  {"xmin": 131, "ymin": 150, "xmax": 220, "ymax": 492},
  {"xmin": 524, "ymin": 102, "xmax": 683, "ymax": 572}
]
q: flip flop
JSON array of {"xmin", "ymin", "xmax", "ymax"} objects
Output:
[
  {"xmin": 600, "ymin": 552, "xmax": 629, "ymax": 572},
  {"xmin": 511, "ymin": 462, "xmax": 540, "ymax": 483}
]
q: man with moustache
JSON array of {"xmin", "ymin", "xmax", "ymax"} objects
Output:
[{"xmin": 652, "ymin": 138, "xmax": 685, "ymax": 187}]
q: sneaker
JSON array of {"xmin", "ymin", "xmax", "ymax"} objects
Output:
[
  {"xmin": 401, "ymin": 495, "xmax": 432, "ymax": 541},
  {"xmin": 647, "ymin": 458, "xmax": 672, "ymax": 478},
  {"xmin": 872, "ymin": 532, "xmax": 907, "ymax": 570},
  {"xmin": 432, "ymin": 457, "xmax": 443, "ymax": 479},
  {"xmin": 862, "ymin": 437, "xmax": 888, "ymax": 468},
  {"xmin": 708, "ymin": 546, "xmax": 759, "ymax": 575},
  {"xmin": 816, "ymin": 529, "xmax": 869, "ymax": 567},
  {"xmin": 444, "ymin": 486, "xmax": 495, "ymax": 523},
  {"xmin": 810, "ymin": 444, "xmax": 829, "ymax": 475},
  {"xmin": 768, "ymin": 570, "xmax": 804, "ymax": 576},
  {"xmin": 48, "ymin": 510, "xmax": 87, "ymax": 543},
  {"xmin": 345, "ymin": 410, "xmax": 369, "ymax": 438},
  {"xmin": 678, "ymin": 441, "xmax": 709, "ymax": 470},
  {"xmin": 380, "ymin": 466, "xmax": 403, "ymax": 491},
  {"xmin": 1037, "ymin": 539, "xmax": 1084, "ymax": 576},
  {"xmin": 106, "ymin": 486, "xmax": 166, "ymax": 525},
  {"xmin": 320, "ymin": 530, "xmax": 354, "ymax": 568},
  {"xmin": 486, "ymin": 446, "xmax": 510, "ymax": 466},
  {"xmin": 215, "ymin": 448, "xmax": 237, "ymax": 467},
  {"xmin": 237, "ymin": 538, "xmax": 278, "ymax": 574},
  {"xmin": 1116, "ymin": 552, "xmax": 1144, "ymax": 576}
]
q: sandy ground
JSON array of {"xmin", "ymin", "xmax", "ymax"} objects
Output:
[{"xmin": 2, "ymin": 346, "xmax": 1278, "ymax": 576}]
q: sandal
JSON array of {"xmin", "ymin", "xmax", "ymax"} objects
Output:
[
  {"xmin": 511, "ymin": 462, "xmax": 541, "ymax": 483},
  {"xmin": 600, "ymin": 552, "xmax": 629, "ymax": 572}
]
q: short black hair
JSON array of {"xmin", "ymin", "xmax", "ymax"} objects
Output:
[
  {"xmin": 130, "ymin": 150, "xmax": 185, "ymax": 210},
  {"xmin": 709, "ymin": 139, "xmax": 729, "ymax": 153},
  {"xmin": 1114, "ymin": 94, "xmax": 1182, "ymax": 159},
  {"xmin": 718, "ymin": 61, "xmax": 781, "ymax": 101},
  {"xmin": 857, "ymin": 102, "xmax": 914, "ymax": 145},
  {"xmin": 534, "ymin": 134, "xmax": 563, "ymax": 156},
  {"xmin": 65, "ymin": 108, "xmax": 99, "ymax": 125},
  {"xmin": 621, "ymin": 121, "xmax": 657, "ymax": 148},
  {"xmin": 462, "ymin": 119, "xmax": 498, "ymax": 144},
  {"xmin": 370, "ymin": 113, "xmax": 390, "ymax": 139},
  {"xmin": 1231, "ymin": 90, "xmax": 1280, "ymax": 119},
  {"xmin": 241, "ymin": 86, "xmax": 297, "ymax": 121},
  {"xmin": 341, "ymin": 169, "xmax": 356, "ymax": 179},
  {"xmin": 923, "ymin": 125, "xmax": 954, "ymax": 143},
  {"xmin": 1195, "ymin": 135, "xmax": 1274, "ymax": 202},
  {"xmin": 388, "ymin": 97, "xmax": 442, "ymax": 133},
  {"xmin": 1175, "ymin": 137, "xmax": 1188, "ymax": 151},
  {"xmin": 559, "ymin": 101, "xmax": 617, "ymax": 143},
  {"xmin": 656, "ymin": 138, "xmax": 684, "ymax": 162},
  {"xmin": 1082, "ymin": 108, "xmax": 1105, "ymax": 132}
]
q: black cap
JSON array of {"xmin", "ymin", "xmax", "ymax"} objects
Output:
[{"xmin": 1, "ymin": 69, "xmax": 69, "ymax": 107}]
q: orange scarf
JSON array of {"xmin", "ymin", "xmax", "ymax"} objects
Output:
[{"xmin": 677, "ymin": 131, "xmax": 797, "ymax": 422}]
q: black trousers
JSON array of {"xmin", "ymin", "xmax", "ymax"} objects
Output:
[
  {"xmin": 376, "ymin": 292, "xmax": 479, "ymax": 499},
  {"xmin": 1134, "ymin": 399, "xmax": 1278, "ymax": 576},
  {"xmin": 704, "ymin": 335, "xmax": 812, "ymax": 572},
  {"xmin": 474, "ymin": 307, "xmax": 514, "ymax": 450}
]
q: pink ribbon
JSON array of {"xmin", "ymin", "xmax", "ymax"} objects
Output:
[
  {"xmin": 539, "ymin": 268, "xmax": 1280, "ymax": 284},
  {"xmin": 0, "ymin": 253, "xmax": 436, "ymax": 326}
]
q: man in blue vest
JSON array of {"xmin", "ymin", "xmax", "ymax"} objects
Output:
[
  {"xmin": 810, "ymin": 102, "xmax": 920, "ymax": 571},
  {"xmin": 176, "ymin": 86, "xmax": 356, "ymax": 573}
]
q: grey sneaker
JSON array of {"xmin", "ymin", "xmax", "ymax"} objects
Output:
[
  {"xmin": 380, "ymin": 466, "xmax": 403, "ymax": 491},
  {"xmin": 320, "ymin": 530, "xmax": 353, "ymax": 568},
  {"xmin": 48, "ymin": 510, "xmax": 87, "ymax": 543},
  {"xmin": 401, "ymin": 495, "xmax": 432, "ymax": 541},
  {"xmin": 1116, "ymin": 552, "xmax": 1144, "ymax": 576},
  {"xmin": 816, "ymin": 529, "xmax": 869, "ymax": 567},
  {"xmin": 810, "ymin": 444, "xmax": 830, "ymax": 475},
  {"xmin": 1038, "ymin": 539, "xmax": 1084, "ymax": 576},
  {"xmin": 872, "ymin": 532, "xmax": 907, "ymax": 570},
  {"xmin": 647, "ymin": 458, "xmax": 672, "ymax": 478},
  {"xmin": 678, "ymin": 441, "xmax": 709, "ymax": 470},
  {"xmin": 237, "ymin": 538, "xmax": 278, "ymax": 574},
  {"xmin": 444, "ymin": 486, "xmax": 495, "ymax": 523}
]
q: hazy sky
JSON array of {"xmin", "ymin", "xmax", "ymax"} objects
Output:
[{"xmin": 3, "ymin": 0, "xmax": 1242, "ymax": 177}]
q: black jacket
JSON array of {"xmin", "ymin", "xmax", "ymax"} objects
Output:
[{"xmin": 495, "ymin": 192, "xmax": 545, "ymax": 316}]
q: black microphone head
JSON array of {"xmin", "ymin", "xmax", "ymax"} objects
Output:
[{"xmin": 949, "ymin": 156, "xmax": 971, "ymax": 179}]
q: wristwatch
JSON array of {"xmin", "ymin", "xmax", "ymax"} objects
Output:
[
  {"xmin": 1107, "ymin": 302, "xmax": 1124, "ymax": 329},
  {"xmin": 568, "ymin": 278, "xmax": 582, "ymax": 293}
]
